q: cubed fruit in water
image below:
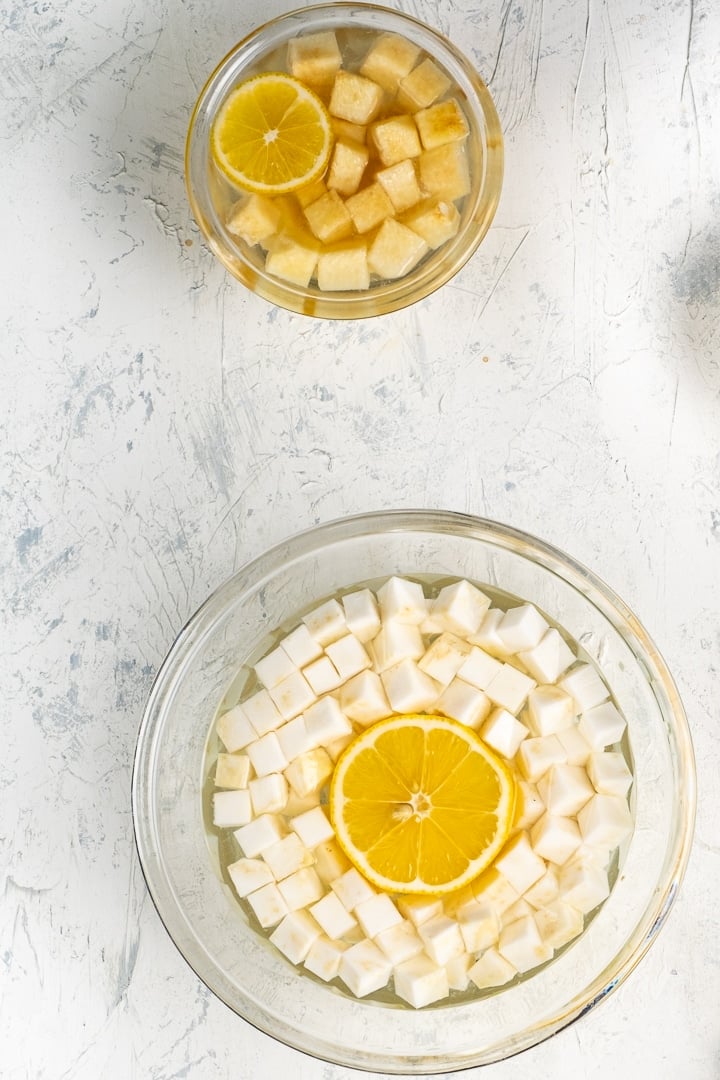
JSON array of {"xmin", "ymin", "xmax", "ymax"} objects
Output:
[
  {"xmin": 402, "ymin": 198, "xmax": 460, "ymax": 249},
  {"xmin": 368, "ymin": 218, "xmax": 428, "ymax": 279},
  {"xmin": 226, "ymin": 194, "xmax": 281, "ymax": 246},
  {"xmin": 329, "ymin": 70, "xmax": 384, "ymax": 124},
  {"xmin": 418, "ymin": 142, "xmax": 471, "ymax": 201},
  {"xmin": 303, "ymin": 189, "xmax": 354, "ymax": 244},
  {"xmin": 326, "ymin": 137, "xmax": 370, "ymax": 196},
  {"xmin": 397, "ymin": 57, "xmax": 452, "ymax": 110},
  {"xmin": 370, "ymin": 114, "xmax": 422, "ymax": 167},
  {"xmin": 317, "ymin": 244, "xmax": 370, "ymax": 291},
  {"xmin": 345, "ymin": 181, "xmax": 395, "ymax": 234},
  {"xmin": 359, "ymin": 31, "xmax": 421, "ymax": 92},
  {"xmin": 287, "ymin": 31, "xmax": 342, "ymax": 89},
  {"xmin": 376, "ymin": 159, "xmax": 423, "ymax": 213},
  {"xmin": 415, "ymin": 98, "xmax": 469, "ymax": 149}
]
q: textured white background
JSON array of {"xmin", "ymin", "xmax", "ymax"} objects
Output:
[{"xmin": 2, "ymin": 0, "xmax": 719, "ymax": 1076}]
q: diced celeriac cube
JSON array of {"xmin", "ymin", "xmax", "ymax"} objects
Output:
[
  {"xmin": 262, "ymin": 833, "xmax": 314, "ymax": 881},
  {"xmin": 303, "ymin": 696, "xmax": 353, "ymax": 747},
  {"xmin": 471, "ymin": 868, "xmax": 519, "ymax": 914},
  {"xmin": 493, "ymin": 832, "xmax": 546, "ymax": 894},
  {"xmin": 269, "ymin": 909, "xmax": 322, "ymax": 963},
  {"xmin": 217, "ymin": 704, "xmax": 257, "ymax": 752},
  {"xmin": 345, "ymin": 181, "xmax": 395, "ymax": 235},
  {"xmin": 277, "ymin": 866, "xmax": 325, "ymax": 911},
  {"xmin": 313, "ymin": 838, "xmax": 351, "ymax": 884},
  {"xmin": 285, "ymin": 747, "xmax": 333, "ymax": 798},
  {"xmin": 397, "ymin": 57, "xmax": 452, "ymax": 110},
  {"xmin": 310, "ymin": 891, "xmax": 358, "ymax": 939},
  {"xmin": 537, "ymin": 764, "xmax": 594, "ymax": 817},
  {"xmin": 496, "ymin": 604, "xmax": 549, "ymax": 654},
  {"xmin": 318, "ymin": 244, "xmax": 371, "ymax": 292},
  {"xmin": 376, "ymin": 159, "xmax": 423, "ymax": 213},
  {"xmin": 587, "ymin": 751, "xmax": 633, "ymax": 796},
  {"xmin": 394, "ymin": 955, "xmax": 449, "ymax": 1008},
  {"xmin": 359, "ymin": 31, "xmax": 421, "ymax": 92},
  {"xmin": 341, "ymin": 588, "xmax": 381, "ymax": 642},
  {"xmin": 287, "ymin": 30, "xmax": 342, "ymax": 89},
  {"xmin": 326, "ymin": 732, "xmax": 354, "ymax": 762},
  {"xmin": 558, "ymin": 664, "xmax": 610, "ymax": 712},
  {"xmin": 329, "ymin": 70, "xmax": 384, "ymax": 124},
  {"xmin": 457, "ymin": 645, "xmax": 503, "ymax": 690},
  {"xmin": 249, "ymin": 772, "xmax": 289, "ymax": 816},
  {"xmin": 467, "ymin": 607, "xmax": 509, "ymax": 656},
  {"xmin": 302, "ymin": 598, "xmax": 347, "ymax": 645},
  {"xmin": 535, "ymin": 901, "xmax": 584, "ymax": 950},
  {"xmin": 525, "ymin": 684, "xmax": 575, "ymax": 736},
  {"xmin": 227, "ymin": 857, "xmax": 274, "ymax": 898},
  {"xmin": 513, "ymin": 780, "xmax": 545, "ymax": 830},
  {"xmin": 417, "ymin": 914, "xmax": 465, "ymax": 965},
  {"xmin": 397, "ymin": 895, "xmax": 443, "ymax": 927},
  {"xmin": 331, "ymin": 867, "xmax": 377, "ymax": 911},
  {"xmin": 368, "ymin": 217, "xmax": 428, "ymax": 279},
  {"xmin": 418, "ymin": 142, "xmax": 470, "ymax": 201},
  {"xmin": 294, "ymin": 176, "xmax": 328, "ymax": 210},
  {"xmin": 516, "ymin": 734, "xmax": 567, "ymax": 782},
  {"xmin": 485, "ymin": 663, "xmax": 536, "ymax": 714},
  {"xmin": 247, "ymin": 882, "xmax": 289, "ymax": 928},
  {"xmin": 289, "ymin": 805, "xmax": 335, "ymax": 848},
  {"xmin": 371, "ymin": 620, "xmax": 424, "ymax": 671},
  {"xmin": 283, "ymin": 789, "xmax": 321, "ymax": 817},
  {"xmin": 558, "ymin": 858, "xmax": 610, "ymax": 914},
  {"xmin": 340, "ymin": 669, "xmax": 393, "ymax": 725},
  {"xmin": 381, "ymin": 658, "xmax": 441, "ymax": 712},
  {"xmin": 518, "ymin": 628, "xmax": 575, "ymax": 685},
  {"xmin": 523, "ymin": 865, "xmax": 560, "ymax": 909},
  {"xmin": 325, "ymin": 633, "xmax": 372, "ymax": 680},
  {"xmin": 226, "ymin": 194, "xmax": 280, "ymax": 246},
  {"xmin": 213, "ymin": 788, "xmax": 252, "ymax": 828},
  {"xmin": 577, "ymin": 793, "xmax": 633, "ymax": 848},
  {"xmin": 303, "ymin": 655, "xmax": 343, "ymax": 695},
  {"xmin": 468, "ymin": 947, "xmax": 516, "ymax": 990},
  {"xmin": 415, "ymin": 98, "xmax": 469, "ymax": 149},
  {"xmin": 331, "ymin": 117, "xmax": 367, "ymax": 143},
  {"xmin": 354, "ymin": 894, "xmax": 402, "ymax": 938},
  {"xmin": 269, "ymin": 670, "xmax": 316, "ymax": 721},
  {"xmin": 445, "ymin": 951, "xmax": 473, "ymax": 991},
  {"xmin": 457, "ymin": 902, "xmax": 500, "ymax": 953},
  {"xmin": 530, "ymin": 813, "xmax": 582, "ymax": 865},
  {"xmin": 376, "ymin": 576, "xmax": 426, "ymax": 624},
  {"xmin": 556, "ymin": 724, "xmax": 592, "ymax": 766},
  {"xmin": 234, "ymin": 813, "xmax": 285, "ymax": 857},
  {"xmin": 215, "ymin": 752, "xmax": 251, "ymax": 789},
  {"xmin": 327, "ymin": 136, "xmax": 369, "ymax": 196},
  {"xmin": 265, "ymin": 236, "xmax": 319, "ymax": 288},
  {"xmin": 578, "ymin": 702, "xmax": 627, "ymax": 750},
  {"xmin": 241, "ymin": 688, "xmax": 284, "ymax": 736},
  {"xmin": 417, "ymin": 632, "xmax": 472, "ymax": 687},
  {"xmin": 254, "ymin": 645, "xmax": 297, "ymax": 690},
  {"xmin": 501, "ymin": 898, "xmax": 534, "ymax": 926},
  {"xmin": 498, "ymin": 915, "xmax": 553, "ymax": 972},
  {"xmin": 280, "ymin": 624, "xmax": 324, "ymax": 667},
  {"xmin": 480, "ymin": 707, "xmax": 529, "ymax": 759},
  {"xmin": 276, "ymin": 715, "xmax": 314, "ymax": 761},
  {"xmin": 402, "ymin": 198, "xmax": 460, "ymax": 250},
  {"xmin": 338, "ymin": 940, "xmax": 392, "ymax": 997},
  {"xmin": 371, "ymin": 114, "xmax": 421, "ymax": 166},
  {"xmin": 246, "ymin": 731, "xmax": 289, "ymax": 777},
  {"xmin": 374, "ymin": 919, "xmax": 424, "ymax": 963},
  {"xmin": 304, "ymin": 935, "xmax": 348, "ymax": 981},
  {"xmin": 431, "ymin": 677, "xmax": 491, "ymax": 729}
]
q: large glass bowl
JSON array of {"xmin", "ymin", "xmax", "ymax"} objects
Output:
[
  {"xmin": 185, "ymin": 4, "xmax": 503, "ymax": 319},
  {"xmin": 132, "ymin": 510, "xmax": 695, "ymax": 1072}
]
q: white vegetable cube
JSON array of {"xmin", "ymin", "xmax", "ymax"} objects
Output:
[
  {"xmin": 217, "ymin": 705, "xmax": 257, "ymax": 752},
  {"xmin": 242, "ymin": 688, "xmax": 284, "ymax": 736},
  {"xmin": 525, "ymin": 685, "xmax": 575, "ymax": 737},
  {"xmin": 457, "ymin": 646, "xmax": 503, "ymax": 691},
  {"xmin": 226, "ymin": 194, "xmax": 280, "ymax": 246},
  {"xmin": 402, "ymin": 198, "xmax": 460, "ymax": 250},
  {"xmin": 313, "ymin": 839, "xmax": 351, "ymax": 884},
  {"xmin": 397, "ymin": 895, "xmax": 443, "ymax": 927},
  {"xmin": 329, "ymin": 70, "xmax": 384, "ymax": 125},
  {"xmin": 587, "ymin": 751, "xmax": 633, "ymax": 796},
  {"xmin": 397, "ymin": 57, "xmax": 452, "ymax": 110},
  {"xmin": 213, "ymin": 789, "xmax": 252, "ymax": 828},
  {"xmin": 445, "ymin": 952, "xmax": 473, "ymax": 991},
  {"xmin": 381, "ymin": 658, "xmax": 441, "ymax": 712},
  {"xmin": 262, "ymin": 833, "xmax": 313, "ymax": 880},
  {"xmin": 559, "ymin": 664, "xmax": 610, "ymax": 712},
  {"xmin": 227, "ymin": 857, "xmax": 274, "ymax": 898},
  {"xmin": 370, "ymin": 114, "xmax": 421, "ymax": 167},
  {"xmin": 302, "ymin": 598, "xmax": 347, "ymax": 645},
  {"xmin": 577, "ymin": 794, "xmax": 633, "ymax": 848},
  {"xmin": 303, "ymin": 655, "xmax": 343, "ymax": 695},
  {"xmin": 418, "ymin": 632, "xmax": 472, "ymax": 687},
  {"xmin": 440, "ymin": 883, "xmax": 475, "ymax": 919},
  {"xmin": 331, "ymin": 867, "xmax": 377, "ymax": 912},
  {"xmin": 480, "ymin": 707, "xmax": 529, "ymax": 759},
  {"xmin": 247, "ymin": 882, "xmax": 289, "ymax": 928},
  {"xmin": 327, "ymin": 136, "xmax": 370, "ymax": 196},
  {"xmin": 535, "ymin": 900, "xmax": 584, "ymax": 950},
  {"xmin": 498, "ymin": 915, "xmax": 553, "ymax": 972},
  {"xmin": 304, "ymin": 935, "xmax": 348, "ymax": 981},
  {"xmin": 516, "ymin": 734, "xmax": 566, "ymax": 782},
  {"xmin": 325, "ymin": 633, "xmax": 372, "ymax": 681},
  {"xmin": 485, "ymin": 664, "xmax": 536, "ymax": 714},
  {"xmin": 340, "ymin": 669, "xmax": 393, "ymax": 725},
  {"xmin": 310, "ymin": 891, "xmax": 358, "ymax": 939},
  {"xmin": 249, "ymin": 773, "xmax": 289, "ymax": 816},
  {"xmin": 468, "ymin": 947, "xmax": 516, "ymax": 990},
  {"xmin": 417, "ymin": 915, "xmax": 465, "ymax": 965},
  {"xmin": 394, "ymin": 955, "xmax": 449, "ymax": 1008},
  {"xmin": 556, "ymin": 725, "xmax": 592, "ymax": 767},
  {"xmin": 287, "ymin": 30, "xmax": 341, "ymax": 89},
  {"xmin": 326, "ymin": 732, "xmax": 354, "ymax": 762},
  {"xmin": 501, "ymin": 898, "xmax": 534, "ymax": 927},
  {"xmin": 284, "ymin": 790, "xmax": 322, "ymax": 817},
  {"xmin": 418, "ymin": 142, "xmax": 470, "ymax": 201},
  {"xmin": 246, "ymin": 732, "xmax": 289, "ymax": 777},
  {"xmin": 342, "ymin": 588, "xmax": 381, "ymax": 642},
  {"xmin": 518, "ymin": 628, "xmax": 575, "ymax": 685},
  {"xmin": 265, "ymin": 236, "xmax": 319, "ymax": 288},
  {"xmin": 368, "ymin": 217, "xmax": 428, "ymax": 279},
  {"xmin": 317, "ymin": 244, "xmax": 371, "ymax": 293},
  {"xmin": 376, "ymin": 159, "xmax": 423, "ymax": 213},
  {"xmin": 523, "ymin": 866, "xmax": 560, "ymax": 909},
  {"xmin": 290, "ymin": 805, "xmax": 335, "ymax": 848},
  {"xmin": 513, "ymin": 780, "xmax": 545, "ymax": 830},
  {"xmin": 281, "ymin": 624, "xmax": 324, "ymax": 667},
  {"xmin": 276, "ymin": 715, "xmax": 314, "ymax": 762},
  {"xmin": 578, "ymin": 702, "xmax": 627, "ymax": 750},
  {"xmin": 530, "ymin": 813, "xmax": 582, "ymax": 865},
  {"xmin": 472, "ymin": 868, "xmax": 519, "ymax": 914},
  {"xmin": 277, "ymin": 867, "xmax": 325, "ymax": 911},
  {"xmin": 537, "ymin": 764, "xmax": 594, "ymax": 817},
  {"xmin": 254, "ymin": 645, "xmax": 297, "ymax": 690},
  {"xmin": 415, "ymin": 98, "xmax": 469, "ymax": 150},
  {"xmin": 375, "ymin": 920, "xmax": 424, "ymax": 963},
  {"xmin": 371, "ymin": 620, "xmax": 424, "ymax": 671},
  {"xmin": 345, "ymin": 181, "xmax": 395, "ymax": 235},
  {"xmin": 458, "ymin": 902, "xmax": 500, "ymax": 953},
  {"xmin": 468, "ymin": 608, "xmax": 509, "ymax": 657},
  {"xmin": 234, "ymin": 813, "xmax": 285, "ymax": 857},
  {"xmin": 215, "ymin": 753, "xmax": 251, "ymax": 789},
  {"xmin": 359, "ymin": 31, "xmax": 421, "ymax": 92},
  {"xmin": 269, "ymin": 670, "xmax": 316, "ymax": 721},
  {"xmin": 304, "ymin": 696, "xmax": 353, "ymax": 747},
  {"xmin": 493, "ymin": 833, "xmax": 546, "ymax": 895},
  {"xmin": 285, "ymin": 747, "xmax": 333, "ymax": 799},
  {"xmin": 269, "ymin": 909, "xmax": 322, "ymax": 964},
  {"xmin": 377, "ymin": 576, "xmax": 427, "ymax": 624},
  {"xmin": 432, "ymin": 678, "xmax": 491, "ymax": 730},
  {"xmin": 558, "ymin": 859, "xmax": 610, "ymax": 914},
  {"xmin": 338, "ymin": 940, "xmax": 392, "ymax": 997},
  {"xmin": 497, "ymin": 604, "xmax": 549, "ymax": 654},
  {"xmin": 354, "ymin": 894, "xmax": 402, "ymax": 938},
  {"xmin": 331, "ymin": 118, "xmax": 367, "ymax": 144}
]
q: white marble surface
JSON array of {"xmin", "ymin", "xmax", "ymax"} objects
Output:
[{"xmin": 2, "ymin": 0, "xmax": 719, "ymax": 1076}]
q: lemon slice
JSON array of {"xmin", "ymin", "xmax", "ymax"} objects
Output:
[
  {"xmin": 329, "ymin": 714, "xmax": 516, "ymax": 896},
  {"xmin": 211, "ymin": 72, "xmax": 333, "ymax": 195}
]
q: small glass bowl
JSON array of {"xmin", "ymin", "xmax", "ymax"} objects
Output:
[
  {"xmin": 185, "ymin": 4, "xmax": 503, "ymax": 319},
  {"xmin": 132, "ymin": 510, "xmax": 695, "ymax": 1072}
]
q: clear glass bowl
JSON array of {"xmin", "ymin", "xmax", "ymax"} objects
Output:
[
  {"xmin": 132, "ymin": 510, "xmax": 695, "ymax": 1072},
  {"xmin": 185, "ymin": 4, "xmax": 503, "ymax": 319}
]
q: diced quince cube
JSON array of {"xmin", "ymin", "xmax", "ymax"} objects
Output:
[
  {"xmin": 376, "ymin": 158, "xmax": 423, "ymax": 212},
  {"xmin": 397, "ymin": 58, "xmax": 452, "ymax": 110},
  {"xmin": 345, "ymin": 181, "xmax": 394, "ymax": 234},
  {"xmin": 317, "ymin": 243, "xmax": 369, "ymax": 291},
  {"xmin": 368, "ymin": 218, "xmax": 428, "ymax": 280},
  {"xmin": 359, "ymin": 31, "xmax": 421, "ymax": 92},
  {"xmin": 326, "ymin": 137, "xmax": 370, "ymax": 196},
  {"xmin": 303, "ymin": 189, "xmax": 354, "ymax": 243},
  {"xmin": 401, "ymin": 198, "xmax": 460, "ymax": 248},
  {"xmin": 370, "ymin": 114, "xmax": 421, "ymax": 167},
  {"xmin": 264, "ymin": 235, "xmax": 319, "ymax": 287},
  {"xmin": 418, "ymin": 142, "xmax": 471, "ymax": 201},
  {"xmin": 331, "ymin": 118, "xmax": 367, "ymax": 144},
  {"xmin": 329, "ymin": 70, "xmax": 384, "ymax": 124},
  {"xmin": 294, "ymin": 177, "xmax": 328, "ymax": 209},
  {"xmin": 287, "ymin": 31, "xmax": 342, "ymax": 89},
  {"xmin": 226, "ymin": 195, "xmax": 281, "ymax": 246},
  {"xmin": 415, "ymin": 98, "xmax": 469, "ymax": 149}
]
